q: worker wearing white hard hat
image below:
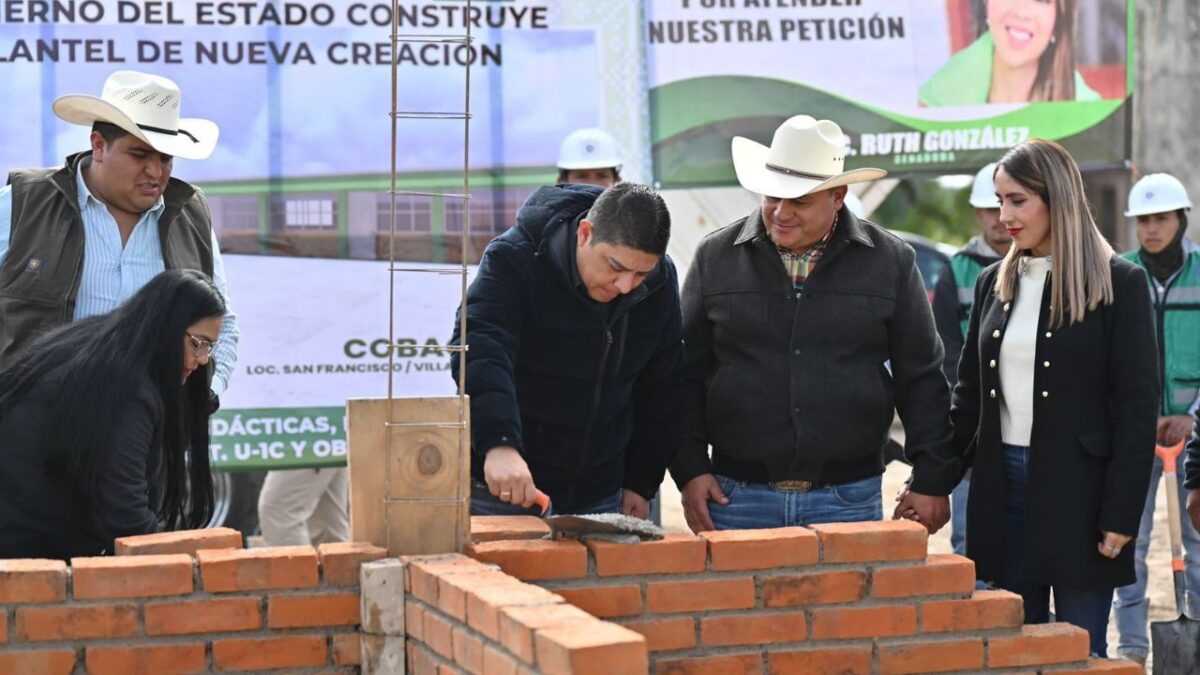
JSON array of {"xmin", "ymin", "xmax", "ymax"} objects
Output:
[
  {"xmin": 930, "ymin": 162, "xmax": 1012, "ymax": 558},
  {"xmin": 557, "ymin": 128, "xmax": 622, "ymax": 188},
  {"xmin": 1113, "ymin": 172, "xmax": 1200, "ymax": 666}
]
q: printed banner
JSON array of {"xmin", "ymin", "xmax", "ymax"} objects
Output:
[
  {"xmin": 646, "ymin": 0, "xmax": 1133, "ymax": 185},
  {"xmin": 210, "ymin": 254, "xmax": 474, "ymax": 470}
]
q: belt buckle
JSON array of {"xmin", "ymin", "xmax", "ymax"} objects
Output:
[{"xmin": 770, "ymin": 479, "xmax": 814, "ymax": 492}]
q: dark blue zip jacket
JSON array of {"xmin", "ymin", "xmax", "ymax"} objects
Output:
[{"xmin": 450, "ymin": 184, "xmax": 684, "ymax": 511}]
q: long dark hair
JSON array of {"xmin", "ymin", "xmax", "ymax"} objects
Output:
[
  {"xmin": 0, "ymin": 269, "xmax": 226, "ymax": 530},
  {"xmin": 978, "ymin": 0, "xmax": 1078, "ymax": 101}
]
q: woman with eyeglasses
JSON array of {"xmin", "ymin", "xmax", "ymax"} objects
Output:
[{"xmin": 0, "ymin": 269, "xmax": 225, "ymax": 559}]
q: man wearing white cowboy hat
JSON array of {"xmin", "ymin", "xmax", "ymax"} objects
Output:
[
  {"xmin": 670, "ymin": 115, "xmax": 954, "ymax": 533},
  {"xmin": 0, "ymin": 70, "xmax": 237, "ymax": 401}
]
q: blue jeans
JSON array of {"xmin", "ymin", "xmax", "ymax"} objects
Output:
[
  {"xmin": 469, "ymin": 481, "xmax": 621, "ymax": 516},
  {"xmin": 1113, "ymin": 453, "xmax": 1200, "ymax": 659},
  {"xmin": 709, "ymin": 474, "xmax": 883, "ymax": 529},
  {"xmin": 997, "ymin": 444, "xmax": 1113, "ymax": 658},
  {"xmin": 950, "ymin": 470, "xmax": 971, "ymax": 556}
]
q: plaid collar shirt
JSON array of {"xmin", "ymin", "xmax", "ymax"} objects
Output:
[{"xmin": 776, "ymin": 215, "xmax": 838, "ymax": 292}]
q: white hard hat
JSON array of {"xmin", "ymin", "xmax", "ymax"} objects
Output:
[
  {"xmin": 969, "ymin": 163, "xmax": 1000, "ymax": 209},
  {"xmin": 557, "ymin": 128, "xmax": 621, "ymax": 170},
  {"xmin": 843, "ymin": 192, "xmax": 866, "ymax": 218},
  {"xmin": 1126, "ymin": 173, "xmax": 1193, "ymax": 217}
]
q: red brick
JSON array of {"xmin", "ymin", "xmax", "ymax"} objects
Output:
[
  {"xmin": 535, "ymin": 620, "xmax": 648, "ymax": 675},
  {"xmin": 71, "ymin": 554, "xmax": 193, "ymax": 599},
  {"xmin": 873, "ymin": 554, "xmax": 975, "ymax": 599},
  {"xmin": 1053, "ymin": 659, "xmax": 1145, "ymax": 674},
  {"xmin": 0, "ymin": 611, "xmax": 5, "ymax": 644},
  {"xmin": 769, "ymin": 647, "xmax": 873, "ymax": 674},
  {"xmin": 115, "ymin": 527, "xmax": 242, "ymax": 556},
  {"xmin": 619, "ymin": 617, "xmax": 696, "ymax": 652},
  {"xmin": 810, "ymin": 520, "xmax": 927, "ymax": 563},
  {"xmin": 333, "ymin": 632, "xmax": 362, "ymax": 666},
  {"xmin": 0, "ymin": 649, "xmax": 76, "ymax": 674},
  {"xmin": 988, "ymin": 623, "xmax": 1090, "ymax": 668},
  {"xmin": 0, "ymin": 559, "xmax": 67, "ymax": 604},
  {"xmin": 424, "ymin": 609, "xmax": 456, "ymax": 658},
  {"xmin": 921, "ymin": 589, "xmax": 1024, "ymax": 633},
  {"xmin": 586, "ymin": 534, "xmax": 707, "ymax": 577},
  {"xmin": 453, "ymin": 626, "xmax": 485, "ymax": 673},
  {"xmin": 15, "ymin": 604, "xmax": 137, "ymax": 641},
  {"xmin": 557, "ymin": 584, "xmax": 642, "ymax": 618},
  {"xmin": 212, "ymin": 635, "xmax": 327, "ymax": 670},
  {"xmin": 810, "ymin": 605, "xmax": 917, "ymax": 640},
  {"xmin": 467, "ymin": 540, "xmax": 587, "ymax": 580},
  {"xmin": 655, "ymin": 653, "xmax": 761, "ymax": 674},
  {"xmin": 439, "ymin": 570, "xmax": 523, "ymax": 621},
  {"xmin": 318, "ymin": 541, "xmax": 387, "ymax": 586},
  {"xmin": 498, "ymin": 603, "xmax": 596, "ymax": 664},
  {"xmin": 466, "ymin": 581, "xmax": 564, "ymax": 641},
  {"xmin": 762, "ymin": 570, "xmax": 868, "ymax": 607},
  {"xmin": 471, "ymin": 516, "xmax": 550, "ymax": 542},
  {"xmin": 878, "ymin": 638, "xmax": 984, "ymax": 674},
  {"xmin": 409, "ymin": 641, "xmax": 440, "ymax": 675},
  {"xmin": 482, "ymin": 643, "xmax": 520, "ymax": 675},
  {"xmin": 407, "ymin": 600, "xmax": 426, "ymax": 641},
  {"xmin": 145, "ymin": 597, "xmax": 261, "ymax": 635},
  {"xmin": 646, "ymin": 577, "xmax": 755, "ymax": 614},
  {"xmin": 700, "ymin": 527, "xmax": 819, "ymax": 571},
  {"xmin": 86, "ymin": 643, "xmax": 206, "ymax": 675},
  {"xmin": 268, "ymin": 592, "xmax": 360, "ymax": 628},
  {"xmin": 408, "ymin": 555, "xmax": 498, "ymax": 606},
  {"xmin": 701, "ymin": 611, "xmax": 807, "ymax": 646},
  {"xmin": 198, "ymin": 545, "xmax": 318, "ymax": 592}
]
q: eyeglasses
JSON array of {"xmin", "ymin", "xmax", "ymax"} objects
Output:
[{"xmin": 186, "ymin": 332, "xmax": 217, "ymax": 359}]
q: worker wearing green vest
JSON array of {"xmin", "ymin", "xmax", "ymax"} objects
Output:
[
  {"xmin": 1113, "ymin": 173, "xmax": 1200, "ymax": 666},
  {"xmin": 931, "ymin": 163, "xmax": 1012, "ymax": 556}
]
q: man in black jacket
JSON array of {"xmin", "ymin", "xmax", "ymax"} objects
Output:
[
  {"xmin": 671, "ymin": 115, "xmax": 954, "ymax": 533},
  {"xmin": 451, "ymin": 182, "xmax": 682, "ymax": 517}
]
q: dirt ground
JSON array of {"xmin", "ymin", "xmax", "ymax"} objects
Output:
[{"xmin": 658, "ymin": 457, "xmax": 1185, "ymax": 670}]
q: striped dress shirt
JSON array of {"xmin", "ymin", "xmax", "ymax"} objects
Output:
[{"xmin": 0, "ymin": 162, "xmax": 238, "ymax": 394}]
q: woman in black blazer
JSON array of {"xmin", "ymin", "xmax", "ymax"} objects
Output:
[{"xmin": 949, "ymin": 140, "xmax": 1158, "ymax": 657}]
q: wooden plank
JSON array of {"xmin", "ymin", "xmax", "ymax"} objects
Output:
[{"xmin": 347, "ymin": 396, "xmax": 469, "ymax": 555}]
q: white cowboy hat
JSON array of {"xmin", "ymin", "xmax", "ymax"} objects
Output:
[
  {"xmin": 732, "ymin": 115, "xmax": 885, "ymax": 199},
  {"xmin": 53, "ymin": 70, "xmax": 218, "ymax": 160}
]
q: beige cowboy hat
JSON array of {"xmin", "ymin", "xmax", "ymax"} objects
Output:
[
  {"xmin": 732, "ymin": 115, "xmax": 885, "ymax": 199},
  {"xmin": 53, "ymin": 70, "xmax": 218, "ymax": 160}
]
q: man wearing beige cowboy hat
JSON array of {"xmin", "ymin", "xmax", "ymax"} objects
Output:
[
  {"xmin": 670, "ymin": 115, "xmax": 954, "ymax": 533},
  {"xmin": 0, "ymin": 70, "xmax": 237, "ymax": 397}
]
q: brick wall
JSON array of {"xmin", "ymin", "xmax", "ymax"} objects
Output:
[
  {"xmin": 447, "ymin": 517, "xmax": 1142, "ymax": 675},
  {"xmin": 0, "ymin": 528, "xmax": 384, "ymax": 674}
]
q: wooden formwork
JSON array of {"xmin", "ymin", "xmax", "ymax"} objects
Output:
[{"xmin": 346, "ymin": 396, "xmax": 470, "ymax": 555}]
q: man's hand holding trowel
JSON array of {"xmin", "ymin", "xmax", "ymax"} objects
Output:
[{"xmin": 485, "ymin": 445, "xmax": 650, "ymax": 519}]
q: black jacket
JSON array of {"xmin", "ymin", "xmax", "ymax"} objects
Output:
[
  {"xmin": 1189, "ymin": 411, "xmax": 1200, "ymax": 489},
  {"xmin": 932, "ymin": 240, "xmax": 1004, "ymax": 386},
  {"xmin": 0, "ymin": 367, "xmax": 164, "ymax": 559},
  {"xmin": 450, "ymin": 184, "xmax": 684, "ymax": 511},
  {"xmin": 925, "ymin": 258, "xmax": 1159, "ymax": 589},
  {"xmin": 671, "ymin": 206, "xmax": 952, "ymax": 490}
]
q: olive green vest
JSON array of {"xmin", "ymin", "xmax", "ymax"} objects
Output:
[
  {"xmin": 0, "ymin": 152, "xmax": 214, "ymax": 363},
  {"xmin": 1123, "ymin": 249, "xmax": 1200, "ymax": 415}
]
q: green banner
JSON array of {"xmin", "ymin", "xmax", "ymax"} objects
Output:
[{"xmin": 209, "ymin": 406, "xmax": 347, "ymax": 472}]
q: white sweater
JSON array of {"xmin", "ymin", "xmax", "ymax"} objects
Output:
[{"xmin": 999, "ymin": 257, "xmax": 1050, "ymax": 445}]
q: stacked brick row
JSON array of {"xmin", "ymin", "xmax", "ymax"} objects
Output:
[
  {"xmin": 0, "ymin": 528, "xmax": 384, "ymax": 673},
  {"xmin": 462, "ymin": 517, "xmax": 1141, "ymax": 675},
  {"xmin": 378, "ymin": 553, "xmax": 648, "ymax": 674}
]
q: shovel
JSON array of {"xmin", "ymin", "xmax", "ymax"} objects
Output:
[
  {"xmin": 532, "ymin": 489, "xmax": 664, "ymax": 544},
  {"xmin": 1150, "ymin": 440, "xmax": 1200, "ymax": 675}
]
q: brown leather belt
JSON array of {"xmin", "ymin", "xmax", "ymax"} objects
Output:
[{"xmin": 769, "ymin": 480, "xmax": 816, "ymax": 492}]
